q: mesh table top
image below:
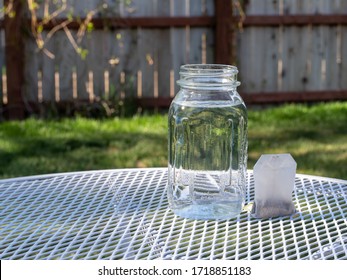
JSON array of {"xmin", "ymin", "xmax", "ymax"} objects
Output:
[{"xmin": 1, "ymin": 168, "xmax": 346, "ymax": 260}]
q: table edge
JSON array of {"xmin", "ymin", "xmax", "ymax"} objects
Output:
[{"xmin": 0, "ymin": 168, "xmax": 346, "ymax": 185}]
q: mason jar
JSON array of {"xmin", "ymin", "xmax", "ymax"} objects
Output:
[{"xmin": 167, "ymin": 64, "xmax": 248, "ymax": 220}]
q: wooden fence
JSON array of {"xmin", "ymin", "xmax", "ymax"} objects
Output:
[
  {"xmin": 238, "ymin": 0, "xmax": 347, "ymax": 103},
  {"xmin": 0, "ymin": 0, "xmax": 347, "ymax": 119}
]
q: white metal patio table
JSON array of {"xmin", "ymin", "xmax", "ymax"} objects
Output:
[{"xmin": 0, "ymin": 168, "xmax": 346, "ymax": 260}]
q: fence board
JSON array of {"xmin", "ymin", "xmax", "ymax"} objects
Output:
[
  {"xmin": 108, "ymin": 3, "xmax": 137, "ymax": 100},
  {"xmin": 138, "ymin": 32, "xmax": 154, "ymax": 99},
  {"xmin": 239, "ymin": 28, "xmax": 264, "ymax": 92},
  {"xmin": 240, "ymin": 0, "xmax": 256, "ymax": 91},
  {"xmin": 325, "ymin": 26, "xmax": 339, "ymax": 90},
  {"xmin": 342, "ymin": 25, "xmax": 347, "ymax": 89},
  {"xmin": 262, "ymin": 0, "xmax": 279, "ymax": 92},
  {"xmin": 156, "ymin": 28, "xmax": 172, "ymax": 98},
  {"xmin": 24, "ymin": 39, "xmax": 39, "ymax": 103},
  {"xmin": 54, "ymin": 32, "xmax": 76, "ymax": 101},
  {"xmin": 308, "ymin": 0, "xmax": 327, "ymax": 91},
  {"xmin": 131, "ymin": 0, "xmax": 157, "ymax": 99},
  {"xmin": 238, "ymin": 0, "xmax": 279, "ymax": 93},
  {"xmin": 281, "ymin": 0, "xmax": 310, "ymax": 91},
  {"xmin": 0, "ymin": 31, "xmax": 4, "ymax": 103},
  {"xmin": 170, "ymin": 0, "xmax": 188, "ymax": 96},
  {"xmin": 108, "ymin": 29, "xmax": 136, "ymax": 99},
  {"xmin": 41, "ymin": 36, "xmax": 56, "ymax": 102},
  {"xmin": 190, "ymin": 0, "xmax": 204, "ymax": 16},
  {"xmin": 157, "ymin": 0, "xmax": 171, "ymax": 16},
  {"xmin": 155, "ymin": 0, "xmax": 171, "ymax": 99},
  {"xmin": 86, "ymin": 31, "xmax": 107, "ymax": 101},
  {"xmin": 0, "ymin": 2, "xmax": 4, "ymax": 105},
  {"xmin": 339, "ymin": 0, "xmax": 347, "ymax": 89},
  {"xmin": 295, "ymin": 0, "xmax": 311, "ymax": 92},
  {"xmin": 74, "ymin": 35, "xmax": 89, "ymax": 100}
]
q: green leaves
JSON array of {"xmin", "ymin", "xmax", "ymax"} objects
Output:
[{"xmin": 77, "ymin": 47, "xmax": 89, "ymax": 60}]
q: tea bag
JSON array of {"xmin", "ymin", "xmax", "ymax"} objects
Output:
[{"xmin": 251, "ymin": 154, "xmax": 297, "ymax": 219}]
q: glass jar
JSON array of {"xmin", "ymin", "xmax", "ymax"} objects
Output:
[{"xmin": 167, "ymin": 64, "xmax": 248, "ymax": 220}]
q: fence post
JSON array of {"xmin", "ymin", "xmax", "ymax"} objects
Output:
[
  {"xmin": 214, "ymin": 0, "xmax": 234, "ymax": 65},
  {"xmin": 4, "ymin": 0, "xmax": 25, "ymax": 119}
]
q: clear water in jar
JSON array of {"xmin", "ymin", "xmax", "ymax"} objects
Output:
[{"xmin": 168, "ymin": 99, "xmax": 247, "ymax": 220}]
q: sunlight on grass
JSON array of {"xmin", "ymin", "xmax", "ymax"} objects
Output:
[
  {"xmin": 247, "ymin": 102, "xmax": 347, "ymax": 178},
  {"xmin": 0, "ymin": 102, "xmax": 346, "ymax": 179}
]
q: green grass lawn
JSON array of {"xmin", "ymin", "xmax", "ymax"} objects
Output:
[{"xmin": 0, "ymin": 102, "xmax": 346, "ymax": 180}]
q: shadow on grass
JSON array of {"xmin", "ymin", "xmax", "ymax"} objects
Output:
[
  {"xmin": 248, "ymin": 126, "xmax": 347, "ymax": 179},
  {"xmin": 0, "ymin": 132, "xmax": 168, "ymax": 179}
]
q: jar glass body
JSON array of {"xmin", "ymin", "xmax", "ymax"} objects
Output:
[{"xmin": 168, "ymin": 64, "xmax": 248, "ymax": 220}]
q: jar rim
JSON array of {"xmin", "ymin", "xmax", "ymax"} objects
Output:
[
  {"xmin": 179, "ymin": 64, "xmax": 238, "ymax": 75},
  {"xmin": 177, "ymin": 64, "xmax": 240, "ymax": 89}
]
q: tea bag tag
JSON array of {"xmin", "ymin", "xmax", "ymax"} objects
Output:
[{"xmin": 251, "ymin": 154, "xmax": 297, "ymax": 219}]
